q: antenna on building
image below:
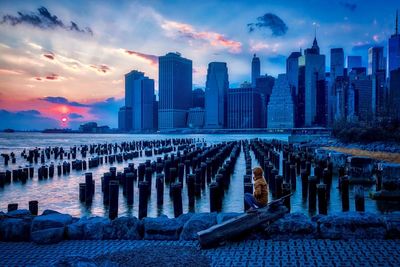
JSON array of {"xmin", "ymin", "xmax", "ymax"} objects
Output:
[{"xmin": 396, "ymin": 9, "xmax": 398, "ymax": 35}]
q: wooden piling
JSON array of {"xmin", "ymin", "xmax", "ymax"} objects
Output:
[
  {"xmin": 109, "ymin": 180, "xmax": 119, "ymax": 220},
  {"xmin": 138, "ymin": 181, "xmax": 149, "ymax": 219},
  {"xmin": 317, "ymin": 184, "xmax": 327, "ymax": 215},
  {"xmin": 172, "ymin": 182, "xmax": 183, "ymax": 218},
  {"xmin": 29, "ymin": 200, "xmax": 38, "ymax": 215},
  {"xmin": 308, "ymin": 176, "xmax": 317, "ymax": 212},
  {"xmin": 340, "ymin": 175, "xmax": 350, "ymax": 212},
  {"xmin": 355, "ymin": 186, "xmax": 365, "ymax": 212}
]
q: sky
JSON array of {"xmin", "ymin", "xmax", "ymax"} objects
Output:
[{"xmin": 0, "ymin": 0, "xmax": 398, "ymax": 130}]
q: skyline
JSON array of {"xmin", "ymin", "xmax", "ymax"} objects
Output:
[{"xmin": 0, "ymin": 0, "xmax": 399, "ymax": 130}]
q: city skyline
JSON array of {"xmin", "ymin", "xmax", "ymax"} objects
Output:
[{"xmin": 0, "ymin": 0, "xmax": 399, "ymax": 130}]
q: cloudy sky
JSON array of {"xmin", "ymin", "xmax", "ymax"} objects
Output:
[{"xmin": 0, "ymin": 0, "xmax": 398, "ymax": 130}]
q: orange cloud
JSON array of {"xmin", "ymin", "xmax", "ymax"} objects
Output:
[
  {"xmin": 125, "ymin": 50, "xmax": 158, "ymax": 66},
  {"xmin": 161, "ymin": 20, "xmax": 242, "ymax": 53}
]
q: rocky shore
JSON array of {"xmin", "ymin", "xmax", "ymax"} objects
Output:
[
  {"xmin": 1, "ymin": 209, "xmax": 400, "ymax": 245},
  {"xmin": 303, "ymin": 136, "xmax": 400, "ymax": 154}
]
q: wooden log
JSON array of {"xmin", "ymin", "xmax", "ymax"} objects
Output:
[{"xmin": 198, "ymin": 205, "xmax": 288, "ymax": 248}]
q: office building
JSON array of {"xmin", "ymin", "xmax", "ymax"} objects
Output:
[
  {"xmin": 251, "ymin": 54, "xmax": 260, "ymax": 87},
  {"xmin": 158, "ymin": 52, "xmax": 192, "ymax": 129},
  {"xmin": 330, "ymin": 48, "xmax": 345, "ymax": 125},
  {"xmin": 118, "ymin": 106, "xmax": 132, "ymax": 132},
  {"xmin": 227, "ymin": 86, "xmax": 261, "ymax": 129},
  {"xmin": 267, "ymin": 74, "xmax": 294, "ymax": 128},
  {"xmin": 368, "ymin": 47, "xmax": 385, "ymax": 75},
  {"xmin": 192, "ymin": 88, "xmax": 205, "ymax": 108},
  {"xmin": 205, "ymin": 62, "xmax": 229, "ymax": 128},
  {"xmin": 388, "ymin": 10, "xmax": 400, "ymax": 75},
  {"xmin": 256, "ymin": 75, "xmax": 275, "ymax": 127},
  {"xmin": 390, "ymin": 68, "xmax": 400, "ymax": 120},
  {"xmin": 187, "ymin": 108, "xmax": 205, "ymax": 128}
]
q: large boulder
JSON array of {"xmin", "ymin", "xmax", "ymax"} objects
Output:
[
  {"xmin": 66, "ymin": 217, "xmax": 88, "ymax": 240},
  {"xmin": 42, "ymin": 209, "xmax": 61, "ymax": 215},
  {"xmin": 381, "ymin": 163, "xmax": 400, "ymax": 191},
  {"xmin": 0, "ymin": 217, "xmax": 32, "ymax": 241},
  {"xmin": 216, "ymin": 212, "xmax": 243, "ymax": 224},
  {"xmin": 7, "ymin": 209, "xmax": 32, "ymax": 218},
  {"xmin": 31, "ymin": 227, "xmax": 64, "ymax": 244},
  {"xmin": 31, "ymin": 213, "xmax": 72, "ymax": 232},
  {"xmin": 108, "ymin": 216, "xmax": 142, "ymax": 240},
  {"xmin": 383, "ymin": 212, "xmax": 400, "ymax": 239},
  {"xmin": 143, "ymin": 215, "xmax": 183, "ymax": 240},
  {"xmin": 82, "ymin": 217, "xmax": 112, "ymax": 240},
  {"xmin": 266, "ymin": 213, "xmax": 317, "ymax": 240},
  {"xmin": 180, "ymin": 213, "xmax": 217, "ymax": 241},
  {"xmin": 317, "ymin": 212, "xmax": 386, "ymax": 239}
]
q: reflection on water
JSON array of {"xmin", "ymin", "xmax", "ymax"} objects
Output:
[{"xmin": 0, "ymin": 132, "xmax": 398, "ymax": 218}]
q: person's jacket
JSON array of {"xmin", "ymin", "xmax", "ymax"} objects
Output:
[{"xmin": 253, "ymin": 167, "xmax": 268, "ymax": 206}]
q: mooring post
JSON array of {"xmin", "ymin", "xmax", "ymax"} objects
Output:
[
  {"xmin": 8, "ymin": 203, "xmax": 18, "ymax": 212},
  {"xmin": 244, "ymin": 182, "xmax": 253, "ymax": 211},
  {"xmin": 109, "ymin": 180, "xmax": 119, "ymax": 220},
  {"xmin": 29, "ymin": 200, "xmax": 38, "ymax": 216},
  {"xmin": 187, "ymin": 174, "xmax": 195, "ymax": 208},
  {"xmin": 126, "ymin": 172, "xmax": 134, "ymax": 205},
  {"xmin": 308, "ymin": 176, "xmax": 317, "ymax": 212},
  {"xmin": 355, "ymin": 186, "xmax": 365, "ymax": 212},
  {"xmin": 340, "ymin": 175, "xmax": 350, "ymax": 211},
  {"xmin": 282, "ymin": 182, "xmax": 291, "ymax": 212},
  {"xmin": 156, "ymin": 173, "xmax": 164, "ymax": 206},
  {"xmin": 172, "ymin": 182, "xmax": 183, "ymax": 218},
  {"xmin": 138, "ymin": 181, "xmax": 149, "ymax": 219},
  {"xmin": 317, "ymin": 184, "xmax": 327, "ymax": 215}
]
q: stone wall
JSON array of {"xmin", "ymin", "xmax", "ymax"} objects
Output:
[{"xmin": 1, "ymin": 209, "xmax": 400, "ymax": 244}]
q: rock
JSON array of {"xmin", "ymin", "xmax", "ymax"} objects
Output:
[
  {"xmin": 383, "ymin": 212, "xmax": 400, "ymax": 239},
  {"xmin": 143, "ymin": 215, "xmax": 183, "ymax": 240},
  {"xmin": 266, "ymin": 213, "xmax": 317, "ymax": 240},
  {"xmin": 82, "ymin": 217, "xmax": 111, "ymax": 240},
  {"xmin": 348, "ymin": 157, "xmax": 375, "ymax": 184},
  {"xmin": 381, "ymin": 163, "xmax": 400, "ymax": 191},
  {"xmin": 53, "ymin": 256, "xmax": 98, "ymax": 267},
  {"xmin": 31, "ymin": 213, "xmax": 72, "ymax": 232},
  {"xmin": 0, "ymin": 218, "xmax": 32, "ymax": 241},
  {"xmin": 66, "ymin": 217, "xmax": 88, "ymax": 240},
  {"xmin": 317, "ymin": 212, "xmax": 386, "ymax": 239},
  {"xmin": 180, "ymin": 213, "xmax": 217, "ymax": 241},
  {"xmin": 31, "ymin": 227, "xmax": 64, "ymax": 244},
  {"xmin": 7, "ymin": 209, "xmax": 32, "ymax": 218},
  {"xmin": 328, "ymin": 152, "xmax": 348, "ymax": 170},
  {"xmin": 176, "ymin": 212, "xmax": 194, "ymax": 225},
  {"xmin": 216, "ymin": 212, "xmax": 243, "ymax": 224},
  {"xmin": 108, "ymin": 216, "xmax": 142, "ymax": 240},
  {"xmin": 42, "ymin": 209, "xmax": 61, "ymax": 215}
]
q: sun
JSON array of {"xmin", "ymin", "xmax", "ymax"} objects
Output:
[{"xmin": 61, "ymin": 117, "xmax": 68, "ymax": 123}]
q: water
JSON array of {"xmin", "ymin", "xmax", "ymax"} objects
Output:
[{"xmin": 0, "ymin": 132, "xmax": 398, "ymax": 218}]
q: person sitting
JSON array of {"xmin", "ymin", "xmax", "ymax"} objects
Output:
[{"xmin": 244, "ymin": 166, "xmax": 269, "ymax": 209}]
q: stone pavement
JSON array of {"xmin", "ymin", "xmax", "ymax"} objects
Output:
[{"xmin": 1, "ymin": 239, "xmax": 399, "ymax": 267}]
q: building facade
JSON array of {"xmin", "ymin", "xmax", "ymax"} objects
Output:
[
  {"xmin": 204, "ymin": 62, "xmax": 229, "ymax": 129},
  {"xmin": 187, "ymin": 108, "xmax": 205, "ymax": 128},
  {"xmin": 227, "ymin": 86, "xmax": 261, "ymax": 129},
  {"xmin": 267, "ymin": 74, "xmax": 294, "ymax": 128},
  {"xmin": 388, "ymin": 11, "xmax": 400, "ymax": 75},
  {"xmin": 251, "ymin": 54, "xmax": 260, "ymax": 87},
  {"xmin": 158, "ymin": 52, "xmax": 192, "ymax": 129}
]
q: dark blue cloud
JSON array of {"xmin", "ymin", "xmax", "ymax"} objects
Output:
[
  {"xmin": 39, "ymin": 96, "xmax": 90, "ymax": 107},
  {"xmin": 88, "ymin": 97, "xmax": 124, "ymax": 128},
  {"xmin": 68, "ymin": 113, "xmax": 83, "ymax": 119},
  {"xmin": 0, "ymin": 109, "xmax": 58, "ymax": 131},
  {"xmin": 0, "ymin": 6, "xmax": 93, "ymax": 35},
  {"xmin": 248, "ymin": 13, "xmax": 288, "ymax": 37},
  {"xmin": 340, "ymin": 1, "xmax": 357, "ymax": 12}
]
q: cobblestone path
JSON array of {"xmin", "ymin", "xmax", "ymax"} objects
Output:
[{"xmin": 1, "ymin": 239, "xmax": 399, "ymax": 266}]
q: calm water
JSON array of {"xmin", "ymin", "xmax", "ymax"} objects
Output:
[{"xmin": 0, "ymin": 132, "xmax": 397, "ymax": 218}]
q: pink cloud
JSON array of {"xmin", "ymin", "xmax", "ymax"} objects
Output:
[
  {"xmin": 162, "ymin": 20, "xmax": 242, "ymax": 53},
  {"xmin": 125, "ymin": 50, "xmax": 158, "ymax": 65},
  {"xmin": 0, "ymin": 68, "xmax": 23, "ymax": 75},
  {"xmin": 33, "ymin": 73, "xmax": 63, "ymax": 81}
]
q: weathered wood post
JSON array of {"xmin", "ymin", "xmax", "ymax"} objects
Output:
[
  {"xmin": 79, "ymin": 183, "xmax": 86, "ymax": 202},
  {"xmin": 290, "ymin": 165, "xmax": 296, "ymax": 191},
  {"xmin": 172, "ymin": 182, "xmax": 183, "ymax": 218},
  {"xmin": 317, "ymin": 184, "xmax": 327, "ymax": 215},
  {"xmin": 282, "ymin": 182, "xmax": 291, "ymax": 212},
  {"xmin": 308, "ymin": 176, "xmax": 317, "ymax": 212},
  {"xmin": 126, "ymin": 173, "xmax": 134, "ymax": 205},
  {"xmin": 301, "ymin": 170, "xmax": 308, "ymax": 199},
  {"xmin": 244, "ymin": 182, "xmax": 253, "ymax": 211},
  {"xmin": 103, "ymin": 172, "xmax": 111, "ymax": 205},
  {"xmin": 209, "ymin": 182, "xmax": 221, "ymax": 212},
  {"xmin": 156, "ymin": 173, "xmax": 164, "ymax": 206},
  {"xmin": 109, "ymin": 180, "xmax": 119, "ymax": 220},
  {"xmin": 355, "ymin": 186, "xmax": 365, "ymax": 212},
  {"xmin": 138, "ymin": 181, "xmax": 149, "ymax": 219},
  {"xmin": 8, "ymin": 203, "xmax": 18, "ymax": 212},
  {"xmin": 85, "ymin": 172, "xmax": 93, "ymax": 204},
  {"xmin": 29, "ymin": 200, "xmax": 38, "ymax": 215},
  {"xmin": 340, "ymin": 175, "xmax": 350, "ymax": 211},
  {"xmin": 275, "ymin": 175, "xmax": 283, "ymax": 198},
  {"xmin": 187, "ymin": 174, "xmax": 195, "ymax": 208}
]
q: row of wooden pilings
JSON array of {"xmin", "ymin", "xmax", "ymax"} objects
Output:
[
  {"xmin": 250, "ymin": 139, "xmax": 365, "ymax": 215},
  {"xmin": 78, "ymin": 141, "xmax": 243, "ymax": 220}
]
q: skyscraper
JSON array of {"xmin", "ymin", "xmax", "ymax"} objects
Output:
[
  {"xmin": 368, "ymin": 47, "xmax": 385, "ymax": 75},
  {"xmin": 192, "ymin": 88, "xmax": 205, "ymax": 108},
  {"xmin": 388, "ymin": 10, "xmax": 400, "ymax": 76},
  {"xmin": 256, "ymin": 75, "xmax": 275, "ymax": 127},
  {"xmin": 227, "ymin": 85, "xmax": 261, "ymax": 129},
  {"xmin": 205, "ymin": 62, "xmax": 229, "ymax": 129},
  {"xmin": 267, "ymin": 74, "xmax": 294, "ymax": 128},
  {"xmin": 124, "ymin": 70, "xmax": 154, "ymax": 132},
  {"xmin": 330, "ymin": 48, "xmax": 345, "ymax": 125},
  {"xmin": 286, "ymin": 51, "xmax": 302, "ymax": 95},
  {"xmin": 347, "ymin": 56, "xmax": 362, "ymax": 70},
  {"xmin": 158, "ymin": 52, "xmax": 192, "ymax": 129},
  {"xmin": 298, "ymin": 36, "xmax": 326, "ymax": 126},
  {"xmin": 251, "ymin": 54, "xmax": 260, "ymax": 87}
]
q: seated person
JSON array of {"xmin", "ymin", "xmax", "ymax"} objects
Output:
[{"xmin": 244, "ymin": 166, "xmax": 269, "ymax": 209}]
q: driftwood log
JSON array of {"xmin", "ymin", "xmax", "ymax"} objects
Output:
[{"xmin": 197, "ymin": 204, "xmax": 288, "ymax": 248}]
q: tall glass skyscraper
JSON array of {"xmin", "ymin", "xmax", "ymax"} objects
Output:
[
  {"xmin": 267, "ymin": 74, "xmax": 294, "ymax": 128},
  {"xmin": 158, "ymin": 52, "xmax": 192, "ymax": 129},
  {"xmin": 205, "ymin": 62, "xmax": 229, "ymax": 129},
  {"xmin": 368, "ymin": 47, "xmax": 385, "ymax": 75},
  {"xmin": 388, "ymin": 10, "xmax": 400, "ymax": 75},
  {"xmin": 251, "ymin": 54, "xmax": 260, "ymax": 87}
]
